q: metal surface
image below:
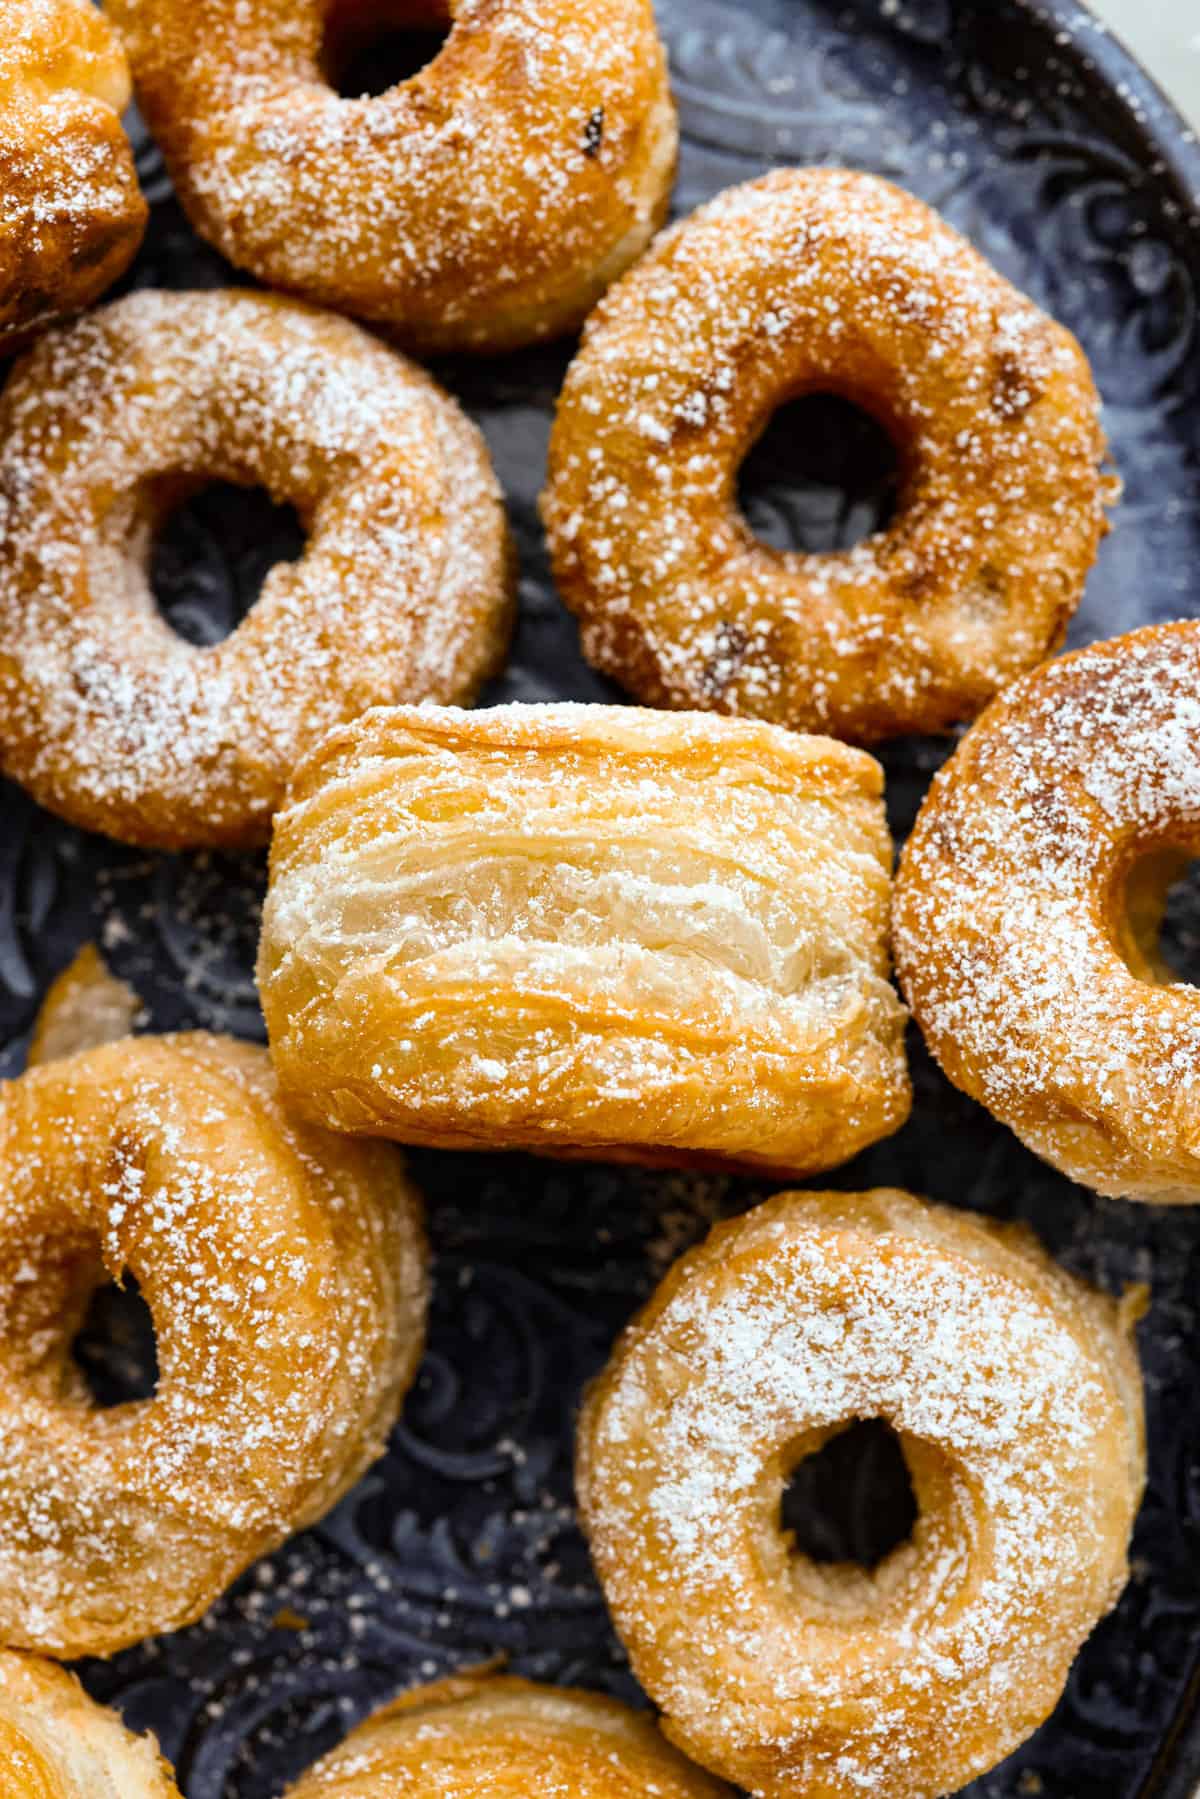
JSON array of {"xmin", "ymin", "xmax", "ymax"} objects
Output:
[{"xmin": 3, "ymin": 2, "xmax": 1200, "ymax": 1791}]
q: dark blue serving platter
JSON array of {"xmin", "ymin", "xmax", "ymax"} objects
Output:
[{"xmin": 5, "ymin": 1, "xmax": 1200, "ymax": 1792}]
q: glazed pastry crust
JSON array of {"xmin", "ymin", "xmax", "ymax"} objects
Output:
[
  {"xmin": 0, "ymin": 0, "xmax": 146, "ymax": 354},
  {"xmin": 0, "ymin": 289, "xmax": 513, "ymax": 848},
  {"xmin": 0, "ymin": 1650, "xmax": 180, "ymax": 1797},
  {"xmin": 894, "ymin": 620, "xmax": 1200, "ymax": 1201},
  {"xmin": 0, "ymin": 1033, "xmax": 428, "ymax": 1659},
  {"xmin": 106, "ymin": 0, "xmax": 677, "ymax": 355},
  {"xmin": 284, "ymin": 1673, "xmax": 732, "ymax": 1796},
  {"xmin": 542, "ymin": 168, "xmax": 1112, "ymax": 742},
  {"xmin": 258, "ymin": 702, "xmax": 911, "ymax": 1175},
  {"xmin": 577, "ymin": 1188, "xmax": 1145, "ymax": 1799}
]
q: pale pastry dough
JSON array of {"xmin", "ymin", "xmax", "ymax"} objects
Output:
[
  {"xmin": 258, "ymin": 703, "xmax": 911, "ymax": 1174},
  {"xmin": 0, "ymin": 1650, "xmax": 180, "ymax": 1798},
  {"xmin": 26, "ymin": 944, "xmax": 140, "ymax": 1068}
]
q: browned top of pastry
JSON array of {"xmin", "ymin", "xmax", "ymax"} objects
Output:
[
  {"xmin": 107, "ymin": 0, "xmax": 676, "ymax": 352},
  {"xmin": 894, "ymin": 620, "xmax": 1200, "ymax": 1200},
  {"xmin": 284, "ymin": 1672, "xmax": 732, "ymax": 1796},
  {"xmin": 0, "ymin": 0, "xmax": 146, "ymax": 351},
  {"xmin": 543, "ymin": 167, "xmax": 1111, "ymax": 742}
]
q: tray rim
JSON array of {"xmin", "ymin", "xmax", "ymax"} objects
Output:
[
  {"xmin": 1021, "ymin": 0, "xmax": 1200, "ymax": 210},
  {"xmin": 1004, "ymin": 7, "xmax": 1200, "ymax": 1793}
]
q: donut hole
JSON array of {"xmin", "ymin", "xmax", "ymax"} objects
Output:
[
  {"xmin": 781, "ymin": 1418, "xmax": 918, "ymax": 1571},
  {"xmin": 321, "ymin": 0, "xmax": 452, "ymax": 98},
  {"xmin": 148, "ymin": 479, "xmax": 307, "ymax": 648},
  {"xmin": 736, "ymin": 392, "xmax": 901, "ymax": 554},
  {"xmin": 1117, "ymin": 849, "xmax": 1200, "ymax": 987},
  {"xmin": 70, "ymin": 1274, "xmax": 159, "ymax": 1407}
]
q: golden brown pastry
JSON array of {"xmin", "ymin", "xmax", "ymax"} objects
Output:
[
  {"xmin": 577, "ymin": 1188, "xmax": 1146, "ymax": 1799},
  {"xmin": 0, "ymin": 288, "xmax": 514, "ymax": 850},
  {"xmin": 106, "ymin": 0, "xmax": 677, "ymax": 355},
  {"xmin": 284, "ymin": 1672, "xmax": 733, "ymax": 1797},
  {"xmin": 0, "ymin": 1649, "xmax": 180, "ymax": 1796},
  {"xmin": 26, "ymin": 944, "xmax": 141, "ymax": 1068},
  {"xmin": 541, "ymin": 168, "xmax": 1113, "ymax": 743},
  {"xmin": 0, "ymin": 1033, "xmax": 427, "ymax": 1659},
  {"xmin": 258, "ymin": 703, "xmax": 911, "ymax": 1175},
  {"xmin": 0, "ymin": 0, "xmax": 147, "ymax": 354},
  {"xmin": 894, "ymin": 620, "xmax": 1200, "ymax": 1202}
]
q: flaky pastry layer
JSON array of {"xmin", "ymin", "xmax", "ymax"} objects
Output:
[
  {"xmin": 259, "ymin": 703, "xmax": 911, "ymax": 1174},
  {"xmin": 26, "ymin": 943, "xmax": 141, "ymax": 1069},
  {"xmin": 0, "ymin": 1650, "xmax": 180, "ymax": 1797}
]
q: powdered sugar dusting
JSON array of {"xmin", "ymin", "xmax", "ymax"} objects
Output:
[
  {"xmin": 0, "ymin": 0, "xmax": 145, "ymax": 347},
  {"xmin": 109, "ymin": 0, "xmax": 677, "ymax": 353},
  {"xmin": 542, "ymin": 167, "xmax": 1112, "ymax": 741},
  {"xmin": 893, "ymin": 621, "xmax": 1200, "ymax": 1201},
  {"xmin": 287, "ymin": 1675, "xmax": 732, "ymax": 1796},
  {"xmin": 0, "ymin": 288, "xmax": 511, "ymax": 848},
  {"xmin": 578, "ymin": 1188, "xmax": 1143, "ymax": 1798},
  {"xmin": 0, "ymin": 1033, "xmax": 426, "ymax": 1657}
]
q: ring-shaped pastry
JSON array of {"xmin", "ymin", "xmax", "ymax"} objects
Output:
[
  {"xmin": 0, "ymin": 288, "xmax": 513, "ymax": 849},
  {"xmin": 577, "ymin": 1187, "xmax": 1145, "ymax": 1799},
  {"xmin": 257, "ymin": 702, "xmax": 911, "ymax": 1174},
  {"xmin": 0, "ymin": 0, "xmax": 147, "ymax": 353},
  {"xmin": 542, "ymin": 168, "xmax": 1112, "ymax": 742},
  {"xmin": 0, "ymin": 1033, "xmax": 427, "ymax": 1659},
  {"xmin": 284, "ymin": 1673, "xmax": 732, "ymax": 1797},
  {"xmin": 0, "ymin": 1650, "xmax": 180, "ymax": 1796},
  {"xmin": 894, "ymin": 620, "xmax": 1200, "ymax": 1201},
  {"xmin": 106, "ymin": 0, "xmax": 678, "ymax": 355}
]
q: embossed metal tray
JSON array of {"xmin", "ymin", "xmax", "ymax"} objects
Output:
[{"xmin": 5, "ymin": 1, "xmax": 1200, "ymax": 1791}]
